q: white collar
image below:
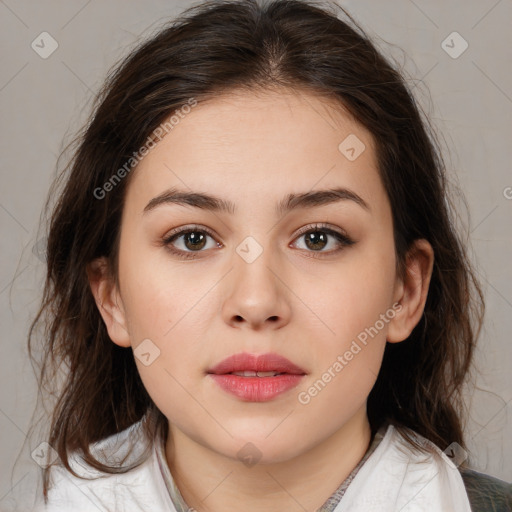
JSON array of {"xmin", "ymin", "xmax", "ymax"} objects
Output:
[
  {"xmin": 45, "ymin": 421, "xmax": 471, "ymax": 511},
  {"xmin": 333, "ymin": 424, "xmax": 472, "ymax": 511}
]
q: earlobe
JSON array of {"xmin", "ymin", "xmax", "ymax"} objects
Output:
[
  {"xmin": 86, "ymin": 257, "xmax": 131, "ymax": 348},
  {"xmin": 387, "ymin": 239, "xmax": 434, "ymax": 343}
]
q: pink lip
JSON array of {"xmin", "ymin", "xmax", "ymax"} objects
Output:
[
  {"xmin": 207, "ymin": 352, "xmax": 306, "ymax": 375},
  {"xmin": 207, "ymin": 352, "xmax": 306, "ymax": 402}
]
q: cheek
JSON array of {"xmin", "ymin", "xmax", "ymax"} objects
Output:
[
  {"xmin": 118, "ymin": 249, "xmax": 217, "ymax": 396},
  {"xmin": 299, "ymin": 248, "xmax": 396, "ymax": 349},
  {"xmin": 294, "ymin": 263, "xmax": 393, "ymax": 421},
  {"xmin": 118, "ymin": 239, "xmax": 209, "ymax": 339}
]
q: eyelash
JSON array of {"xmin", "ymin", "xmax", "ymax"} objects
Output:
[{"xmin": 161, "ymin": 223, "xmax": 355, "ymax": 260}]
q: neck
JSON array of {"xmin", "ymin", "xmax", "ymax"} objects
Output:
[{"xmin": 165, "ymin": 407, "xmax": 372, "ymax": 512}]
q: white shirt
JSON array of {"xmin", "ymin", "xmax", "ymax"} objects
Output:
[{"xmin": 33, "ymin": 419, "xmax": 472, "ymax": 511}]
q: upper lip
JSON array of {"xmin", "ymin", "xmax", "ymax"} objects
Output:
[{"xmin": 207, "ymin": 352, "xmax": 307, "ymax": 375}]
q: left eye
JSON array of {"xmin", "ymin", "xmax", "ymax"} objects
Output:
[
  {"xmin": 292, "ymin": 228, "xmax": 352, "ymax": 253},
  {"xmin": 290, "ymin": 224, "xmax": 355, "ymax": 256}
]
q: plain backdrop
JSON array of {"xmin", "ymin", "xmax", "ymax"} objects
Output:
[{"xmin": 1, "ymin": 0, "xmax": 511, "ymax": 510}]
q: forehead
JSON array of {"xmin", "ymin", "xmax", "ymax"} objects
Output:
[{"xmin": 125, "ymin": 88, "xmax": 387, "ymax": 217}]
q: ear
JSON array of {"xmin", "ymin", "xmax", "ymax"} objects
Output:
[
  {"xmin": 86, "ymin": 257, "xmax": 131, "ymax": 348},
  {"xmin": 387, "ymin": 239, "xmax": 434, "ymax": 343}
]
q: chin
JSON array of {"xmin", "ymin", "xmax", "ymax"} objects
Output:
[{"xmin": 217, "ymin": 431, "xmax": 307, "ymax": 466}]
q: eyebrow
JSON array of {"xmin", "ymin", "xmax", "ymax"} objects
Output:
[{"xmin": 143, "ymin": 186, "xmax": 370, "ymax": 216}]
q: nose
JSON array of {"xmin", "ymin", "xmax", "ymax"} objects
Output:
[{"xmin": 221, "ymin": 241, "xmax": 291, "ymax": 331}]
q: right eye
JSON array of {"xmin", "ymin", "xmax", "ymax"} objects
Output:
[{"xmin": 162, "ymin": 225, "xmax": 221, "ymax": 260}]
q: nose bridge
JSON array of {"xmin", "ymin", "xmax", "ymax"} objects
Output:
[
  {"xmin": 233, "ymin": 233, "xmax": 280, "ymax": 296},
  {"xmin": 222, "ymin": 232, "xmax": 290, "ymax": 328}
]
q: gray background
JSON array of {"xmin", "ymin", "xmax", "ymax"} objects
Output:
[{"xmin": 1, "ymin": 0, "xmax": 511, "ymax": 509}]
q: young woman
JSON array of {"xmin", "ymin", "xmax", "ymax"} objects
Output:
[{"xmin": 29, "ymin": 0, "xmax": 511, "ymax": 510}]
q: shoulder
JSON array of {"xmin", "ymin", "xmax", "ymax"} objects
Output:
[
  {"xmin": 341, "ymin": 425, "xmax": 474, "ymax": 510},
  {"xmin": 33, "ymin": 420, "xmax": 173, "ymax": 512},
  {"xmin": 389, "ymin": 426, "xmax": 512, "ymax": 512},
  {"xmin": 459, "ymin": 467, "xmax": 512, "ymax": 512}
]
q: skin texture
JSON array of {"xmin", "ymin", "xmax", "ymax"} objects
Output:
[{"xmin": 88, "ymin": 88, "xmax": 434, "ymax": 512}]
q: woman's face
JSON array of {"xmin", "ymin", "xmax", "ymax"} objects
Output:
[{"xmin": 95, "ymin": 89, "xmax": 420, "ymax": 463}]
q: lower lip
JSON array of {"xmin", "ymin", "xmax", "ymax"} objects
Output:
[{"xmin": 208, "ymin": 374, "xmax": 305, "ymax": 402}]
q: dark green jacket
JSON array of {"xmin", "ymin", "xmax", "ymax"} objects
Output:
[{"xmin": 460, "ymin": 468, "xmax": 512, "ymax": 511}]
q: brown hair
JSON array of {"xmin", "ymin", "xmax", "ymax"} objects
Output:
[{"xmin": 28, "ymin": 0, "xmax": 485, "ymax": 500}]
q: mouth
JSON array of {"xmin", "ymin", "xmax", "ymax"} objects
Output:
[
  {"xmin": 227, "ymin": 370, "xmax": 287, "ymax": 377},
  {"xmin": 206, "ymin": 352, "xmax": 307, "ymax": 402},
  {"xmin": 207, "ymin": 352, "xmax": 307, "ymax": 376}
]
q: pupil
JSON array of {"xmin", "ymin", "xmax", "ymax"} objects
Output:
[
  {"xmin": 185, "ymin": 232, "xmax": 206, "ymax": 250},
  {"xmin": 305, "ymin": 232, "xmax": 326, "ymax": 250}
]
